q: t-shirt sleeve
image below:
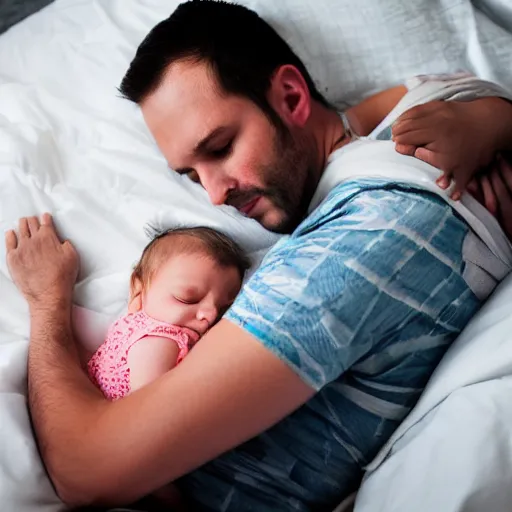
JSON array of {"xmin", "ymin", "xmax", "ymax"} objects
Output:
[
  {"xmin": 225, "ymin": 216, "xmax": 380, "ymax": 390},
  {"xmin": 225, "ymin": 186, "xmax": 469, "ymax": 391}
]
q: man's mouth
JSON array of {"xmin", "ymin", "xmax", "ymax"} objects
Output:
[{"xmin": 239, "ymin": 196, "xmax": 260, "ymax": 216}]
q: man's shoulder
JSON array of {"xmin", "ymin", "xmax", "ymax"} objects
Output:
[
  {"xmin": 297, "ymin": 180, "xmax": 453, "ymax": 241},
  {"xmin": 227, "ymin": 180, "xmax": 473, "ymax": 392},
  {"xmin": 257, "ymin": 181, "xmax": 466, "ymax": 288}
]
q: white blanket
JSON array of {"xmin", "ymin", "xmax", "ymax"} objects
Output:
[{"xmin": 1, "ymin": 1, "xmax": 512, "ymax": 510}]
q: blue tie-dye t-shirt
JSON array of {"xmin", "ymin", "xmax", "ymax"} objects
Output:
[{"xmin": 177, "ymin": 175, "xmax": 483, "ymax": 510}]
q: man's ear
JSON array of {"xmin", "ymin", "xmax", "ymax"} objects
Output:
[
  {"xmin": 267, "ymin": 64, "xmax": 312, "ymax": 128},
  {"xmin": 128, "ymin": 277, "xmax": 143, "ymax": 314}
]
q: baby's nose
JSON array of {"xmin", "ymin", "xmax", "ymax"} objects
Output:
[{"xmin": 197, "ymin": 304, "xmax": 219, "ymax": 325}]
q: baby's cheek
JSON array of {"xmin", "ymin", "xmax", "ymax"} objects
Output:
[
  {"xmin": 151, "ymin": 297, "xmax": 188, "ymax": 326},
  {"xmin": 141, "ymin": 293, "xmax": 168, "ymax": 322}
]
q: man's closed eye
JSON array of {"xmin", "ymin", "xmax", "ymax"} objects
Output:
[
  {"xmin": 209, "ymin": 140, "xmax": 233, "ymax": 159},
  {"xmin": 185, "ymin": 169, "xmax": 200, "ymax": 183}
]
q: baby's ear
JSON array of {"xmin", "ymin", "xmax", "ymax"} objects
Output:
[{"xmin": 128, "ymin": 277, "xmax": 143, "ymax": 313}]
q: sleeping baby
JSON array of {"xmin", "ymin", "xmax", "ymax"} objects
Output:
[
  {"xmin": 88, "ymin": 226, "xmax": 249, "ymax": 400},
  {"xmin": 85, "ymin": 226, "xmax": 248, "ymax": 509}
]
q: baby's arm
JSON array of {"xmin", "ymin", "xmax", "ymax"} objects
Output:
[
  {"xmin": 127, "ymin": 338, "xmax": 186, "ymax": 510},
  {"xmin": 127, "ymin": 336, "xmax": 180, "ymax": 392},
  {"xmin": 347, "ymin": 84, "xmax": 407, "ymax": 137}
]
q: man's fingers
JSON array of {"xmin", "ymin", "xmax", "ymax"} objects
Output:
[
  {"xmin": 15, "ymin": 214, "xmax": 55, "ymax": 242},
  {"xmin": 394, "ymin": 101, "xmax": 441, "ymax": 124},
  {"xmin": 490, "ymin": 168, "xmax": 512, "ymax": 220},
  {"xmin": 450, "ymin": 173, "xmax": 473, "ymax": 201},
  {"xmin": 392, "ymin": 128, "xmax": 435, "ymax": 148},
  {"xmin": 4, "ymin": 230, "xmax": 18, "ymax": 251},
  {"xmin": 450, "ymin": 189, "xmax": 462, "ymax": 201},
  {"xmin": 498, "ymin": 155, "xmax": 512, "ymax": 192},
  {"xmin": 413, "ymin": 147, "xmax": 437, "ymax": 168},
  {"xmin": 413, "ymin": 147, "xmax": 455, "ymax": 190},
  {"xmin": 481, "ymin": 175, "xmax": 498, "ymax": 217},
  {"xmin": 41, "ymin": 213, "xmax": 54, "ymax": 227},
  {"xmin": 62, "ymin": 240, "xmax": 76, "ymax": 255},
  {"xmin": 40, "ymin": 213, "xmax": 61, "ymax": 243},
  {"xmin": 392, "ymin": 115, "xmax": 435, "ymax": 138},
  {"xmin": 467, "ymin": 178, "xmax": 485, "ymax": 205},
  {"xmin": 394, "ymin": 143, "xmax": 416, "ymax": 156},
  {"xmin": 467, "ymin": 179, "xmax": 478, "ymax": 195},
  {"xmin": 436, "ymin": 175, "xmax": 451, "ymax": 190},
  {"xmin": 18, "ymin": 218, "xmax": 30, "ymax": 238},
  {"xmin": 27, "ymin": 216, "xmax": 40, "ymax": 236}
]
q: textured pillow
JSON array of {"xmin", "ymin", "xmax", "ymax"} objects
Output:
[{"xmin": 241, "ymin": 0, "xmax": 512, "ymax": 107}]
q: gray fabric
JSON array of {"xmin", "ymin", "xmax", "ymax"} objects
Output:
[
  {"xmin": 462, "ymin": 231, "xmax": 510, "ymax": 300},
  {"xmin": 0, "ymin": 0, "xmax": 54, "ymax": 34}
]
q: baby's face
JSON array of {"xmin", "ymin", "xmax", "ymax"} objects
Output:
[{"xmin": 142, "ymin": 252, "xmax": 242, "ymax": 338}]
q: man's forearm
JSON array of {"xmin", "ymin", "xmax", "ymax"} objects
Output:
[
  {"xmin": 28, "ymin": 301, "xmax": 107, "ymax": 506},
  {"xmin": 9, "ymin": 215, "xmax": 315, "ymax": 509}
]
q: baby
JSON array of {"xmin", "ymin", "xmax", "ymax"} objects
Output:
[{"xmin": 88, "ymin": 226, "xmax": 250, "ymax": 400}]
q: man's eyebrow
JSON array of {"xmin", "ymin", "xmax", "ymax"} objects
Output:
[{"xmin": 194, "ymin": 126, "xmax": 229, "ymax": 155}]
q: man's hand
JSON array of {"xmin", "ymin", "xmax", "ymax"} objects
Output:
[
  {"xmin": 5, "ymin": 214, "xmax": 79, "ymax": 310},
  {"xmin": 392, "ymin": 98, "xmax": 512, "ymax": 200},
  {"xmin": 468, "ymin": 154, "xmax": 512, "ymax": 240}
]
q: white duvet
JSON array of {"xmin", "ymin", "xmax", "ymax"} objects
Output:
[{"xmin": 1, "ymin": 1, "xmax": 512, "ymax": 511}]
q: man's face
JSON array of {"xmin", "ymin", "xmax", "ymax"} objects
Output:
[{"xmin": 141, "ymin": 61, "xmax": 316, "ymax": 233}]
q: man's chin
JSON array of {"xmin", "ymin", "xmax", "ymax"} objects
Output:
[{"xmin": 257, "ymin": 208, "xmax": 297, "ymax": 234}]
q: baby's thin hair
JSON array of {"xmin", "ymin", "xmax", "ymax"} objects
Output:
[{"xmin": 131, "ymin": 225, "xmax": 251, "ymax": 293}]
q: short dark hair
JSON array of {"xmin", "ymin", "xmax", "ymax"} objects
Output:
[
  {"xmin": 131, "ymin": 226, "xmax": 251, "ymax": 292},
  {"xmin": 119, "ymin": 0, "xmax": 331, "ymax": 125}
]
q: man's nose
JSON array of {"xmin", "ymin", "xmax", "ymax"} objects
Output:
[{"xmin": 198, "ymin": 167, "xmax": 237, "ymax": 206}]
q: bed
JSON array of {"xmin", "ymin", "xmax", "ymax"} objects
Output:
[{"xmin": 0, "ymin": 1, "xmax": 512, "ymax": 511}]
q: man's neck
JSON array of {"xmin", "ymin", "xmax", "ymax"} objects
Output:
[
  {"xmin": 308, "ymin": 104, "xmax": 350, "ymax": 183},
  {"xmin": 311, "ymin": 84, "xmax": 409, "ymax": 178}
]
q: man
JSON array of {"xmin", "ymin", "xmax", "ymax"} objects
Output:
[{"xmin": 6, "ymin": 1, "xmax": 512, "ymax": 511}]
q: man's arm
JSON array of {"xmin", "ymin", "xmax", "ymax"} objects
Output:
[{"xmin": 7, "ymin": 215, "xmax": 314, "ymax": 507}]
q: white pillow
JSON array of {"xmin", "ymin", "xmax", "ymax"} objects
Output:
[{"xmin": 242, "ymin": 0, "xmax": 512, "ymax": 106}]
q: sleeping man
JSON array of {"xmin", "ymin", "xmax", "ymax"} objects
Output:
[{"xmin": 5, "ymin": 2, "xmax": 512, "ymax": 511}]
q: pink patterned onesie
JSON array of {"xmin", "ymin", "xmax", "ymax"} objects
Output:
[{"xmin": 88, "ymin": 310, "xmax": 199, "ymax": 400}]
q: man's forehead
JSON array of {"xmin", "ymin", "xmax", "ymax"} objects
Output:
[
  {"xmin": 141, "ymin": 62, "xmax": 230, "ymax": 156},
  {"xmin": 143, "ymin": 62, "xmax": 221, "ymax": 120},
  {"xmin": 141, "ymin": 64, "xmax": 221, "ymax": 160}
]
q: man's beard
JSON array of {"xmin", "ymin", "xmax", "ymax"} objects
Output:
[{"xmin": 226, "ymin": 128, "xmax": 317, "ymax": 234}]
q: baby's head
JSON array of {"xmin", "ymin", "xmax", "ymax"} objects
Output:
[{"xmin": 129, "ymin": 227, "xmax": 250, "ymax": 337}]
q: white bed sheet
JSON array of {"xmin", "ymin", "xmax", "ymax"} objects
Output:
[{"xmin": 1, "ymin": 1, "xmax": 512, "ymax": 510}]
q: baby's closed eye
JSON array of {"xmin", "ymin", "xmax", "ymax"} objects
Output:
[
  {"xmin": 173, "ymin": 295, "xmax": 200, "ymax": 305},
  {"xmin": 172, "ymin": 286, "xmax": 203, "ymax": 305}
]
